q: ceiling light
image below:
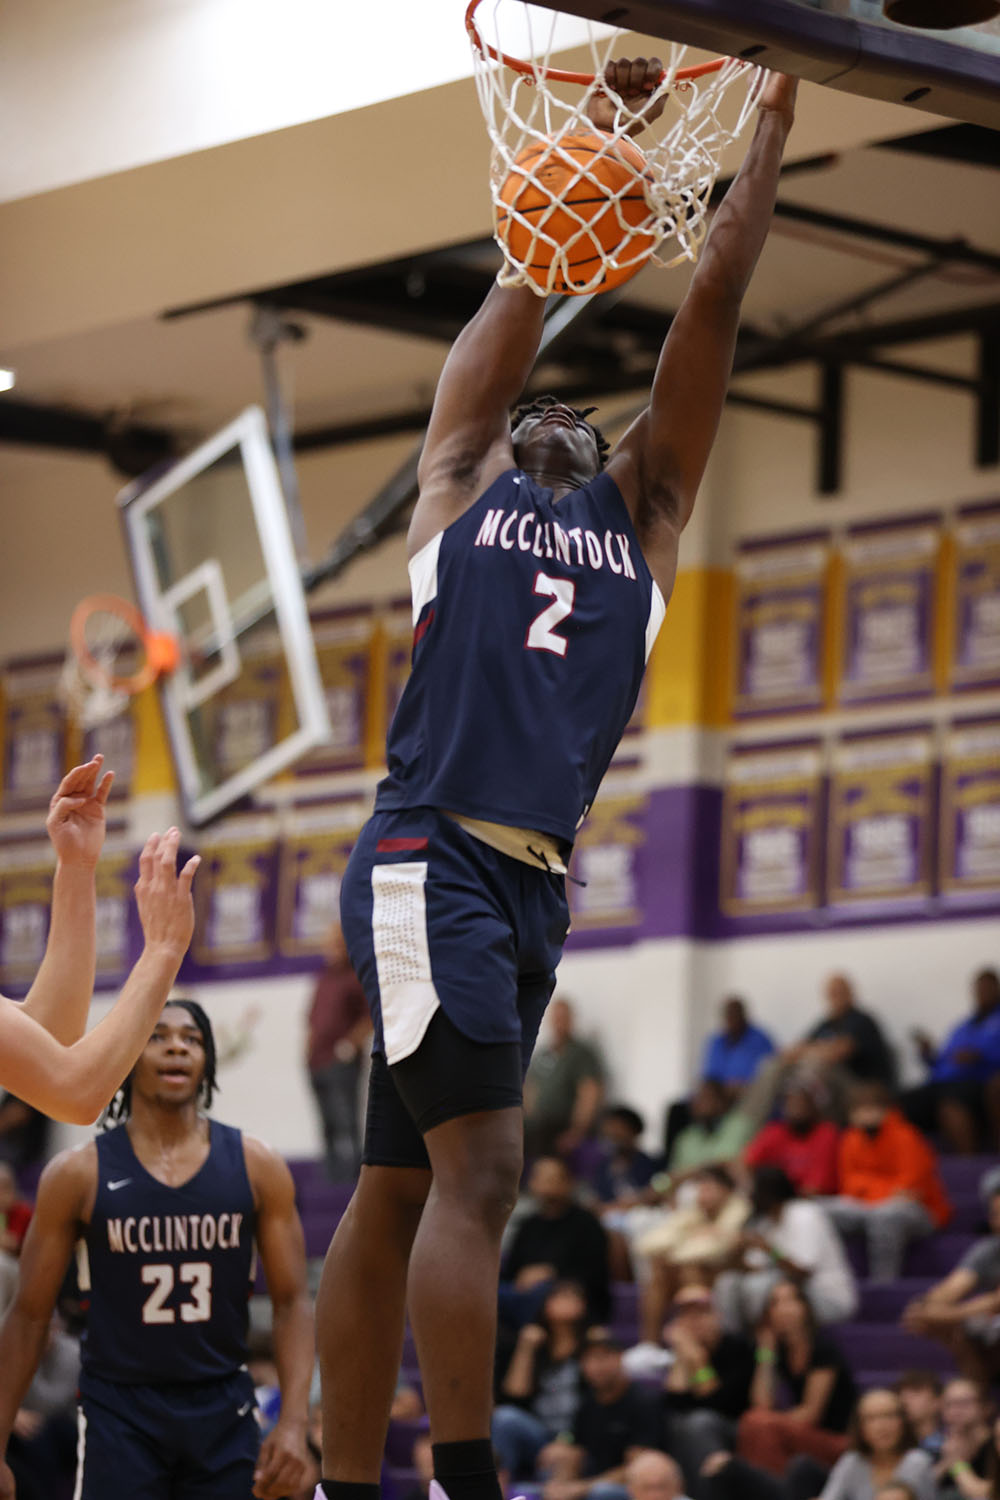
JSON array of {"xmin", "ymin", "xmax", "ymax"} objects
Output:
[{"xmin": 0, "ymin": 369, "xmax": 14, "ymax": 393}]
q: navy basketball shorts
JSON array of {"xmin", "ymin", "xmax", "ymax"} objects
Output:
[
  {"xmin": 75, "ymin": 1369, "xmax": 258, "ymax": 1500},
  {"xmin": 340, "ymin": 806, "xmax": 571, "ymax": 1169}
]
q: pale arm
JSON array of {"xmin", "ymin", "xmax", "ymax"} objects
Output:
[
  {"xmin": 19, "ymin": 757, "xmax": 113, "ymax": 1043},
  {"xmin": 502, "ymin": 1325, "xmax": 545, "ymax": 1399},
  {"xmin": 247, "ymin": 1139, "xmax": 313, "ymax": 1500},
  {"xmin": 0, "ymin": 830, "xmax": 199, "ymax": 1124}
]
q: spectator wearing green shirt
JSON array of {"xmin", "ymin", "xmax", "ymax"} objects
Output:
[
  {"xmin": 525, "ymin": 998, "xmax": 606, "ymax": 1159},
  {"xmin": 668, "ymin": 1080, "xmax": 754, "ymax": 1179}
]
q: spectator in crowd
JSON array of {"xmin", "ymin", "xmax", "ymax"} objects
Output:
[
  {"xmin": 635, "ymin": 1168, "xmax": 750, "ymax": 1346},
  {"xmin": 525, "ymin": 998, "xmax": 606, "ymax": 1160},
  {"xmin": 0, "ymin": 1097, "xmax": 49, "ymax": 1180},
  {"xmin": 501, "ymin": 1157, "xmax": 611, "ymax": 1325},
  {"xmin": 3, "ymin": 1314, "xmax": 79, "ymax": 1500},
  {"xmin": 894, "ymin": 1372, "xmax": 944, "ymax": 1459},
  {"xmin": 0, "ymin": 1164, "xmax": 32, "ymax": 1317},
  {"xmin": 714, "ymin": 1167, "xmax": 858, "ymax": 1331},
  {"xmin": 743, "ymin": 1081, "xmax": 840, "ymax": 1198},
  {"xmin": 593, "ymin": 1107, "xmax": 658, "ymax": 1209},
  {"xmin": 701, "ymin": 1387, "xmax": 935, "ymax": 1500},
  {"xmin": 401, "ymin": 1432, "xmax": 435, "ymax": 1500},
  {"xmin": 930, "ymin": 1379, "xmax": 993, "ymax": 1500},
  {"xmin": 667, "ymin": 1080, "xmax": 753, "ymax": 1180},
  {"xmin": 539, "ymin": 1329, "xmax": 664, "ymax": 1500},
  {"xmin": 903, "ymin": 1188, "xmax": 1000, "ymax": 1382},
  {"xmin": 703, "ymin": 999, "xmax": 776, "ymax": 1101},
  {"xmin": 969, "ymin": 1412, "xmax": 1000, "ymax": 1500},
  {"xmin": 626, "ymin": 1451, "xmax": 691, "ymax": 1500},
  {"xmin": 736, "ymin": 1279, "xmax": 856, "ymax": 1476},
  {"xmin": 492, "ymin": 1281, "xmax": 587, "ymax": 1478},
  {"xmin": 665, "ymin": 1000, "xmax": 775, "ymax": 1162},
  {"xmin": 743, "ymin": 977, "xmax": 895, "ymax": 1129},
  {"xmin": 820, "ymin": 1083, "xmax": 951, "ymax": 1282},
  {"xmin": 903, "ymin": 969, "xmax": 1000, "ymax": 1154},
  {"xmin": 305, "ymin": 922, "xmax": 372, "ymax": 1180},
  {"xmin": 660, "ymin": 1284, "xmax": 755, "ymax": 1498}
]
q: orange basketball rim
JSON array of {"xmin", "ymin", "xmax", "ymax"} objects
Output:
[{"xmin": 70, "ymin": 593, "xmax": 181, "ymax": 696}]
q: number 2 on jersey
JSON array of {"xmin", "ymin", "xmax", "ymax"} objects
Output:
[
  {"xmin": 526, "ymin": 574, "xmax": 576, "ymax": 658},
  {"xmin": 141, "ymin": 1261, "xmax": 212, "ymax": 1324}
]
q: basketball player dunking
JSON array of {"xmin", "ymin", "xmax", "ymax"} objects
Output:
[
  {"xmin": 316, "ymin": 60, "xmax": 798, "ymax": 1500},
  {"xmin": 0, "ymin": 1000, "xmax": 314, "ymax": 1500}
]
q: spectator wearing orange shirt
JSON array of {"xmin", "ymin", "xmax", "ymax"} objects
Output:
[
  {"xmin": 819, "ymin": 1083, "xmax": 951, "ymax": 1282},
  {"xmin": 743, "ymin": 1083, "xmax": 840, "ymax": 1198}
]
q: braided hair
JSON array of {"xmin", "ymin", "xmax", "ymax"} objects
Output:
[
  {"xmin": 510, "ymin": 393, "xmax": 611, "ymax": 469},
  {"xmin": 101, "ymin": 997, "xmax": 218, "ymax": 1126}
]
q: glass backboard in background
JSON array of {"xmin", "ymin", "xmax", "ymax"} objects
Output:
[{"xmin": 119, "ymin": 407, "xmax": 330, "ymax": 825}]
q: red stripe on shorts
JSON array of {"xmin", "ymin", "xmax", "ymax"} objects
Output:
[
  {"xmin": 413, "ymin": 609, "xmax": 435, "ymax": 647},
  {"xmin": 376, "ymin": 837, "xmax": 429, "ymax": 853}
]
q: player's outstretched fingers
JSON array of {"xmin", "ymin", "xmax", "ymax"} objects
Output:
[
  {"xmin": 178, "ymin": 854, "xmax": 202, "ymax": 893},
  {"xmin": 136, "ymin": 832, "xmax": 161, "ymax": 889},
  {"xmin": 49, "ymin": 754, "xmax": 103, "ymax": 808},
  {"xmin": 95, "ymin": 768, "xmax": 115, "ymax": 805}
]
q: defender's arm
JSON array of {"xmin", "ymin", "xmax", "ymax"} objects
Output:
[
  {"xmin": 245, "ymin": 1138, "xmax": 313, "ymax": 1500},
  {"xmin": 0, "ymin": 1149, "xmax": 92, "ymax": 1479},
  {"xmin": 409, "ymin": 282, "xmax": 547, "ymax": 555},
  {"xmin": 608, "ymin": 75, "xmax": 797, "ymax": 554}
]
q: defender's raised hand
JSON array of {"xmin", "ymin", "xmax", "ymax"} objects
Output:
[
  {"xmin": 134, "ymin": 829, "xmax": 200, "ymax": 960},
  {"xmin": 45, "ymin": 756, "xmax": 115, "ymax": 868},
  {"xmin": 586, "ymin": 56, "xmax": 665, "ymax": 135},
  {"xmin": 757, "ymin": 70, "xmax": 798, "ymax": 123}
]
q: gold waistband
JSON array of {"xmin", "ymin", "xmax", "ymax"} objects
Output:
[{"xmin": 443, "ymin": 812, "xmax": 568, "ymax": 875}]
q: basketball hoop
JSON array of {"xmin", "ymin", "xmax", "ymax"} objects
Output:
[
  {"xmin": 61, "ymin": 594, "xmax": 181, "ymax": 728},
  {"xmin": 466, "ymin": 0, "xmax": 764, "ymax": 295}
]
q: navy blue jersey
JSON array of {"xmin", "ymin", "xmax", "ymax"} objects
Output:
[
  {"xmin": 80, "ymin": 1121, "xmax": 256, "ymax": 1387},
  {"xmin": 376, "ymin": 468, "xmax": 665, "ymax": 845}
]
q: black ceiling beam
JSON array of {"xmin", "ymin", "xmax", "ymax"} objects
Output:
[
  {"xmin": 0, "ymin": 397, "xmax": 177, "ymax": 472},
  {"xmin": 773, "ymin": 199, "xmax": 1000, "ymax": 276}
]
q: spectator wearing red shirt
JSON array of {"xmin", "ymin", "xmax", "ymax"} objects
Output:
[
  {"xmin": 306, "ymin": 923, "xmax": 372, "ymax": 1180},
  {"xmin": 820, "ymin": 1083, "xmax": 951, "ymax": 1283},
  {"xmin": 743, "ymin": 1083, "xmax": 840, "ymax": 1197},
  {"xmin": 0, "ymin": 1163, "xmax": 32, "ymax": 1317}
]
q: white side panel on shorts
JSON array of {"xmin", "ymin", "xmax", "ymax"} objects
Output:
[
  {"xmin": 73, "ymin": 1407, "xmax": 87, "ymax": 1500},
  {"xmin": 645, "ymin": 582, "xmax": 666, "ymax": 663},
  {"xmin": 371, "ymin": 861, "xmax": 440, "ymax": 1064},
  {"xmin": 408, "ymin": 531, "xmax": 442, "ymax": 626}
]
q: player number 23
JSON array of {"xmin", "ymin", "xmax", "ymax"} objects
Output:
[
  {"xmin": 141, "ymin": 1261, "xmax": 213, "ymax": 1324},
  {"xmin": 526, "ymin": 575, "xmax": 576, "ymax": 658}
]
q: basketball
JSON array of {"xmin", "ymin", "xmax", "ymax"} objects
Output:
[{"xmin": 496, "ymin": 130, "xmax": 658, "ymax": 295}]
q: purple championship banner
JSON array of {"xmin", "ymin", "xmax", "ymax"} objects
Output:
[
  {"xmin": 940, "ymin": 717, "xmax": 1000, "ymax": 904},
  {"xmin": 297, "ymin": 608, "xmax": 374, "ymax": 775},
  {"xmin": 382, "ymin": 601, "xmax": 413, "ymax": 739},
  {"xmin": 837, "ymin": 516, "xmax": 940, "ymax": 705},
  {"xmin": 951, "ymin": 501, "xmax": 1000, "ymax": 693},
  {"xmin": 720, "ymin": 740, "xmax": 824, "ymax": 917},
  {"xmin": 0, "ymin": 841, "xmax": 55, "ymax": 996},
  {"xmin": 733, "ymin": 533, "xmax": 829, "ymax": 717},
  {"xmin": 206, "ymin": 630, "xmax": 286, "ymax": 783},
  {"xmin": 93, "ymin": 835, "xmax": 140, "ymax": 989},
  {"xmin": 567, "ymin": 789, "xmax": 647, "ymax": 942},
  {"xmin": 82, "ymin": 707, "xmax": 136, "ymax": 803},
  {"xmin": 1, "ymin": 656, "xmax": 67, "ymax": 813},
  {"xmin": 827, "ymin": 726, "xmax": 935, "ymax": 910},
  {"xmin": 276, "ymin": 799, "xmax": 368, "ymax": 962},
  {"xmin": 187, "ymin": 813, "xmax": 280, "ymax": 978}
]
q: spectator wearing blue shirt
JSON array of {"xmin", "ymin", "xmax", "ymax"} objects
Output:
[
  {"xmin": 664, "ymin": 999, "xmax": 774, "ymax": 1160},
  {"xmin": 902, "ymin": 969, "xmax": 1000, "ymax": 1153},
  {"xmin": 702, "ymin": 999, "xmax": 776, "ymax": 1097}
]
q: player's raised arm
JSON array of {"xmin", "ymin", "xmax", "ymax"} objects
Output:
[
  {"xmin": 0, "ymin": 829, "xmax": 200, "ymax": 1124},
  {"xmin": 607, "ymin": 71, "xmax": 797, "ymax": 558},
  {"xmin": 410, "ymin": 282, "xmax": 548, "ymax": 554},
  {"xmin": 0, "ymin": 1147, "xmax": 93, "ymax": 1500},
  {"xmin": 17, "ymin": 756, "xmax": 114, "ymax": 1044},
  {"xmin": 245, "ymin": 1138, "xmax": 313, "ymax": 1500}
]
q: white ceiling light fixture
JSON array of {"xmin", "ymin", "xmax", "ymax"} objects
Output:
[{"xmin": 0, "ymin": 369, "xmax": 15, "ymax": 392}]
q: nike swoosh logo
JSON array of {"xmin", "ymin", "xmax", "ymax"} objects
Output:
[
  {"xmin": 237, "ymin": 1401, "xmax": 253, "ymax": 1417},
  {"xmin": 107, "ymin": 1179, "xmax": 132, "ymax": 1191}
]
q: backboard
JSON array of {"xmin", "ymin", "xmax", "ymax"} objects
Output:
[
  {"xmin": 539, "ymin": 0, "xmax": 1000, "ymax": 127},
  {"xmin": 119, "ymin": 407, "xmax": 330, "ymax": 826}
]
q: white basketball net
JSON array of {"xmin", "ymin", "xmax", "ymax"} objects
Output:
[
  {"xmin": 60, "ymin": 610, "xmax": 137, "ymax": 729},
  {"xmin": 469, "ymin": 1, "xmax": 764, "ymax": 295}
]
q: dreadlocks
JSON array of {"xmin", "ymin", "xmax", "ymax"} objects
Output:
[
  {"xmin": 510, "ymin": 393, "xmax": 611, "ymax": 469},
  {"xmin": 101, "ymin": 997, "xmax": 219, "ymax": 1126}
]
